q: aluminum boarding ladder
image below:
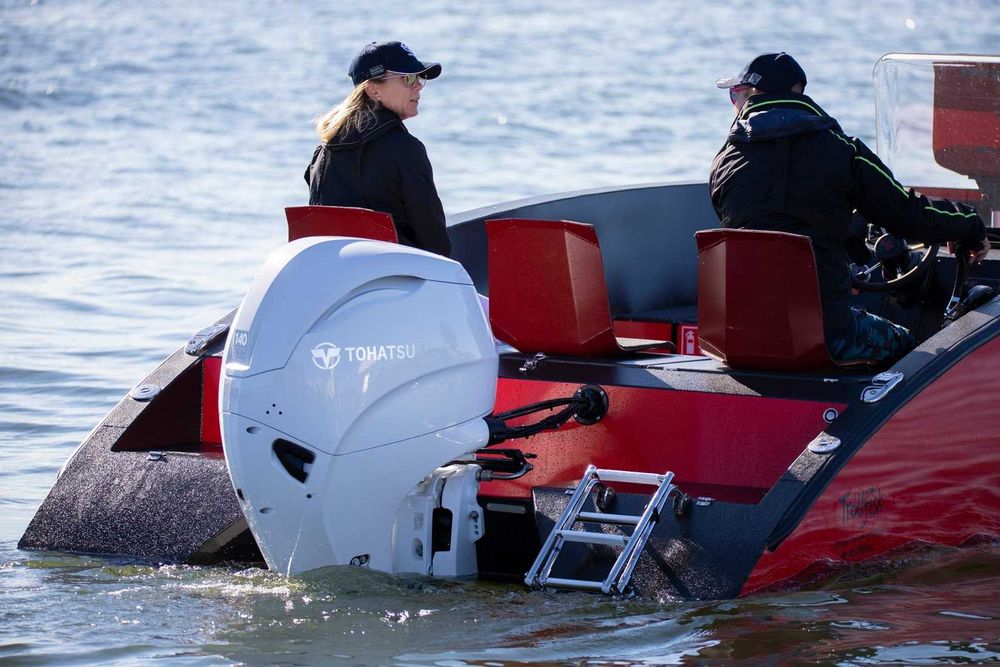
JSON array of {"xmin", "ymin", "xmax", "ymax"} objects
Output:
[{"xmin": 525, "ymin": 465, "xmax": 677, "ymax": 595}]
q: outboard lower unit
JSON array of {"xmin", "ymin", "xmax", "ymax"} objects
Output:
[{"xmin": 220, "ymin": 238, "xmax": 498, "ymax": 576}]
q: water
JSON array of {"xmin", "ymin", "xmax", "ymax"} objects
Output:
[{"xmin": 2, "ymin": 1, "xmax": 999, "ymax": 663}]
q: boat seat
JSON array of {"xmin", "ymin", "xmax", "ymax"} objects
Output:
[
  {"xmin": 695, "ymin": 228, "xmax": 875, "ymax": 372},
  {"xmin": 487, "ymin": 218, "xmax": 673, "ymax": 356},
  {"xmin": 285, "ymin": 206, "xmax": 398, "ymax": 243}
]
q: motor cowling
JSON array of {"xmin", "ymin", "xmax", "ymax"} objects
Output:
[{"xmin": 220, "ymin": 237, "xmax": 497, "ymax": 576}]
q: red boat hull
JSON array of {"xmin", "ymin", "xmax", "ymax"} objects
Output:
[{"xmin": 746, "ymin": 335, "xmax": 1000, "ymax": 593}]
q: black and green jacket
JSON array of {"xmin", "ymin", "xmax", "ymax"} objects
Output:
[{"xmin": 709, "ymin": 92, "xmax": 986, "ymax": 343}]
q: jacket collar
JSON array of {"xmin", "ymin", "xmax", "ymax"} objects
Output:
[
  {"xmin": 729, "ymin": 92, "xmax": 842, "ymax": 143},
  {"xmin": 738, "ymin": 92, "xmax": 828, "ymax": 121}
]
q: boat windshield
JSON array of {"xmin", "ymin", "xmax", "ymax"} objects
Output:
[{"xmin": 874, "ymin": 53, "xmax": 1000, "ymax": 227}]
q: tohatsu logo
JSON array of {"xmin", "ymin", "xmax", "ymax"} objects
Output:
[
  {"xmin": 311, "ymin": 343, "xmax": 341, "ymax": 370},
  {"xmin": 311, "ymin": 342, "xmax": 416, "ymax": 370}
]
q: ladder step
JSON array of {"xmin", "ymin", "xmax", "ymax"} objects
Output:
[
  {"xmin": 525, "ymin": 466, "xmax": 678, "ymax": 596},
  {"xmin": 542, "ymin": 577, "xmax": 605, "ymax": 592},
  {"xmin": 594, "ymin": 468, "xmax": 666, "ymax": 486},
  {"xmin": 557, "ymin": 530, "xmax": 628, "ymax": 547},
  {"xmin": 576, "ymin": 511, "xmax": 640, "ymax": 525}
]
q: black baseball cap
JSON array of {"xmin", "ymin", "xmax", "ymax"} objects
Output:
[
  {"xmin": 348, "ymin": 41, "xmax": 442, "ymax": 86},
  {"xmin": 716, "ymin": 52, "xmax": 807, "ymax": 93}
]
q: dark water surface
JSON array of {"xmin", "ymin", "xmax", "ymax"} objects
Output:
[{"xmin": 2, "ymin": 1, "xmax": 1000, "ymax": 664}]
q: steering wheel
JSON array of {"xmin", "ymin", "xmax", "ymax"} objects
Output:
[{"xmin": 851, "ymin": 233, "xmax": 939, "ymax": 293}]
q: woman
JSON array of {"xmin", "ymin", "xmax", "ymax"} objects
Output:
[{"xmin": 305, "ymin": 41, "xmax": 451, "ymax": 257}]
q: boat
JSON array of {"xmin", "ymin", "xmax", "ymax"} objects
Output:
[{"xmin": 19, "ymin": 53, "xmax": 1000, "ymax": 599}]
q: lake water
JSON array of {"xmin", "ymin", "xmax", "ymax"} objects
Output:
[{"xmin": 2, "ymin": 1, "xmax": 999, "ymax": 664}]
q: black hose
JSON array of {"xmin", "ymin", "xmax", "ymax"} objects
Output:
[
  {"xmin": 494, "ymin": 396, "xmax": 578, "ymax": 421},
  {"xmin": 486, "ymin": 404, "xmax": 579, "ymax": 445},
  {"xmin": 485, "ymin": 385, "xmax": 608, "ymax": 446}
]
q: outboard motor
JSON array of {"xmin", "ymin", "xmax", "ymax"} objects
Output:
[{"xmin": 220, "ymin": 237, "xmax": 498, "ymax": 577}]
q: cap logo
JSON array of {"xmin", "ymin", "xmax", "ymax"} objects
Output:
[
  {"xmin": 368, "ymin": 64, "xmax": 385, "ymax": 77},
  {"xmin": 747, "ymin": 72, "xmax": 762, "ymax": 85},
  {"xmin": 400, "ymin": 43, "xmax": 415, "ymax": 57}
]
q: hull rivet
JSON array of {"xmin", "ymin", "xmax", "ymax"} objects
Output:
[
  {"xmin": 130, "ymin": 384, "xmax": 161, "ymax": 401},
  {"xmin": 809, "ymin": 434, "xmax": 841, "ymax": 454}
]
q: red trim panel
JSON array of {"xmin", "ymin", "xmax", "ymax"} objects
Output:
[
  {"xmin": 483, "ymin": 378, "xmax": 839, "ymax": 503},
  {"xmin": 745, "ymin": 335, "xmax": 1000, "ymax": 594},
  {"xmin": 201, "ymin": 356, "xmax": 222, "ymax": 451}
]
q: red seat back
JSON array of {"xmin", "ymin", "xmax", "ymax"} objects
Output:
[
  {"xmin": 487, "ymin": 218, "xmax": 621, "ymax": 356},
  {"xmin": 285, "ymin": 206, "xmax": 398, "ymax": 243},
  {"xmin": 696, "ymin": 229, "xmax": 831, "ymax": 371}
]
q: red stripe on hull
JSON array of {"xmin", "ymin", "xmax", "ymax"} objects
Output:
[{"xmin": 745, "ymin": 335, "xmax": 1000, "ymax": 594}]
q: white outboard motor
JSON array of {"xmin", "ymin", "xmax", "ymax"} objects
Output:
[{"xmin": 220, "ymin": 237, "xmax": 498, "ymax": 577}]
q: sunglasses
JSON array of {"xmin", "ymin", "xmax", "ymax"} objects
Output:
[
  {"xmin": 729, "ymin": 84, "xmax": 752, "ymax": 105},
  {"xmin": 380, "ymin": 72, "xmax": 427, "ymax": 87}
]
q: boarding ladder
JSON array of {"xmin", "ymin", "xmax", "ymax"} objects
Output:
[{"xmin": 525, "ymin": 465, "xmax": 678, "ymax": 595}]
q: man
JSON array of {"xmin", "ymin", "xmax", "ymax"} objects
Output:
[{"xmin": 710, "ymin": 52, "xmax": 989, "ymax": 363}]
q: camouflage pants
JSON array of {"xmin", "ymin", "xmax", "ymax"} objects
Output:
[{"xmin": 828, "ymin": 307, "xmax": 916, "ymax": 363}]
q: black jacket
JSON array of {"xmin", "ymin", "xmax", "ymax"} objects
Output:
[
  {"xmin": 305, "ymin": 107, "xmax": 451, "ymax": 257},
  {"xmin": 709, "ymin": 92, "xmax": 986, "ymax": 340}
]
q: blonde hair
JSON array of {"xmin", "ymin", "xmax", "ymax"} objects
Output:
[{"xmin": 315, "ymin": 82, "xmax": 382, "ymax": 143}]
